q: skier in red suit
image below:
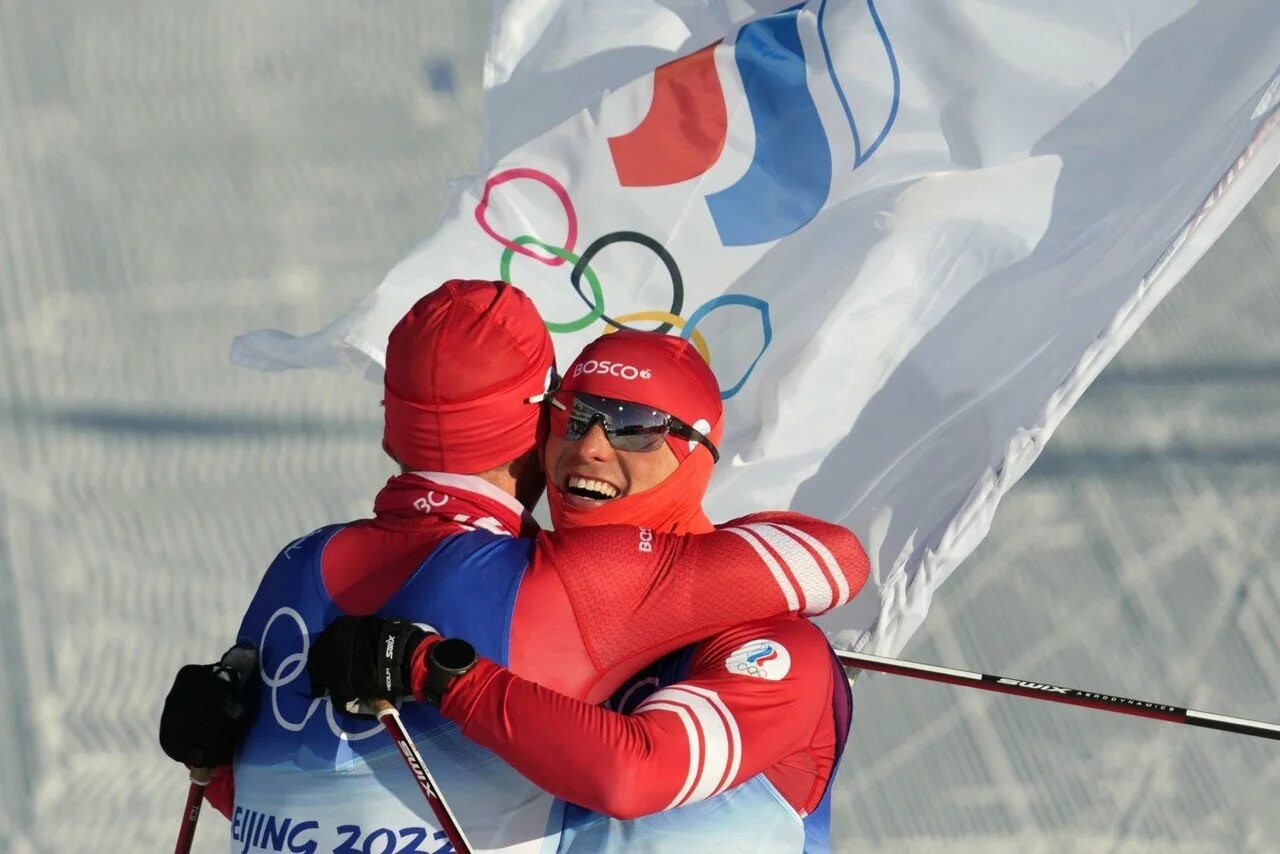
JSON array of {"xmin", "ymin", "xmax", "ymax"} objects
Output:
[
  {"xmin": 315, "ymin": 329, "xmax": 861, "ymax": 851},
  {"xmin": 159, "ymin": 280, "xmax": 866, "ymax": 852}
]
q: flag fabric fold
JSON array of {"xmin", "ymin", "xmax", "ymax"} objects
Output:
[{"xmin": 232, "ymin": 0, "xmax": 1280, "ymax": 655}]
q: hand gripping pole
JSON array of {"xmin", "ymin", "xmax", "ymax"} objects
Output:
[{"xmin": 172, "ymin": 644, "xmax": 257, "ymax": 854}]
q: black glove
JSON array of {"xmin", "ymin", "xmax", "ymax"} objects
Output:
[
  {"xmin": 308, "ymin": 616, "xmax": 430, "ymax": 714},
  {"xmin": 159, "ymin": 643, "xmax": 258, "ymax": 767}
]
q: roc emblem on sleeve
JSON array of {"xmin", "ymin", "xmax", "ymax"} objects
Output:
[{"xmin": 725, "ymin": 639, "xmax": 791, "ymax": 681}]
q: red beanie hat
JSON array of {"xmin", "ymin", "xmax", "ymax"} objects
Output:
[
  {"xmin": 560, "ymin": 330, "xmax": 723, "ymax": 461},
  {"xmin": 548, "ymin": 330, "xmax": 723, "ymax": 534},
  {"xmin": 383, "ymin": 280, "xmax": 556, "ymax": 473}
]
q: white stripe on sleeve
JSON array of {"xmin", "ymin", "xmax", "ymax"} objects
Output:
[
  {"xmin": 722, "ymin": 525, "xmax": 799, "ymax": 611},
  {"xmin": 637, "ymin": 699, "xmax": 702, "ymax": 810},
  {"xmin": 638, "ymin": 685, "xmax": 738, "ymax": 808},
  {"xmin": 678, "ymin": 685, "xmax": 742, "ymax": 797},
  {"xmin": 741, "ymin": 523, "xmax": 833, "ymax": 614},
  {"xmin": 773, "ymin": 523, "xmax": 849, "ymax": 606}
]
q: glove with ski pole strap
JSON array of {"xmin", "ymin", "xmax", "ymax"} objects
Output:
[
  {"xmin": 308, "ymin": 616, "xmax": 431, "ymax": 715},
  {"xmin": 159, "ymin": 643, "xmax": 258, "ymax": 768}
]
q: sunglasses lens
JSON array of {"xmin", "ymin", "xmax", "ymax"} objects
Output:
[
  {"xmin": 551, "ymin": 392, "xmax": 673, "ymax": 453},
  {"xmin": 564, "ymin": 395, "xmax": 606, "ymax": 439},
  {"xmin": 607, "ymin": 429, "xmax": 668, "ymax": 453}
]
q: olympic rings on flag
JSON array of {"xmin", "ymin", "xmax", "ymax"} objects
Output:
[
  {"xmin": 602, "ymin": 312, "xmax": 711, "ymax": 364},
  {"xmin": 499, "ymin": 236, "xmax": 604, "ymax": 333},
  {"xmin": 477, "ymin": 167, "xmax": 771, "ymax": 399},
  {"xmin": 475, "ymin": 168, "xmax": 578, "ymax": 266},
  {"xmin": 681, "ymin": 295, "xmax": 772, "ymax": 400},
  {"xmin": 569, "ymin": 231, "xmax": 684, "ymax": 335}
]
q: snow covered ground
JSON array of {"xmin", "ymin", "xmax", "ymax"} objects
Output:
[{"xmin": 1, "ymin": 2, "xmax": 1277, "ymax": 851}]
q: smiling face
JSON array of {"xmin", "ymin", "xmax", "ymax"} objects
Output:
[{"xmin": 546, "ymin": 422, "xmax": 680, "ymax": 509}]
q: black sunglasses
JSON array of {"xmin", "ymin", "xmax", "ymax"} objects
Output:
[{"xmin": 548, "ymin": 390, "xmax": 719, "ymax": 462}]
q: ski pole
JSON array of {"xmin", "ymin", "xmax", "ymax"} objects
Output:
[
  {"xmin": 173, "ymin": 768, "xmax": 211, "ymax": 854},
  {"xmin": 373, "ymin": 700, "xmax": 474, "ymax": 854},
  {"xmin": 837, "ymin": 650, "xmax": 1280, "ymax": 741}
]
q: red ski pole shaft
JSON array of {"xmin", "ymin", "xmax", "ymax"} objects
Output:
[
  {"xmin": 837, "ymin": 650, "xmax": 1280, "ymax": 741},
  {"xmin": 373, "ymin": 700, "xmax": 473, "ymax": 854},
  {"xmin": 173, "ymin": 767, "xmax": 211, "ymax": 854}
]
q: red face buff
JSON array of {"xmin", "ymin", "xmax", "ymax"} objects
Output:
[
  {"xmin": 547, "ymin": 330, "xmax": 723, "ymax": 534},
  {"xmin": 382, "ymin": 280, "xmax": 556, "ymax": 474}
]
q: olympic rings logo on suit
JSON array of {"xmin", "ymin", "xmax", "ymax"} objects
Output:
[
  {"xmin": 259, "ymin": 606, "xmax": 391, "ymax": 743},
  {"xmin": 475, "ymin": 168, "xmax": 772, "ymax": 401}
]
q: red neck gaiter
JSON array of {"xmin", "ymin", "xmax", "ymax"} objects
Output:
[
  {"xmin": 546, "ymin": 451, "xmax": 715, "ymax": 534},
  {"xmin": 373, "ymin": 472, "xmax": 530, "ymax": 537}
]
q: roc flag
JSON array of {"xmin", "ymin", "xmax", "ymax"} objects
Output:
[{"xmin": 233, "ymin": 1, "xmax": 1280, "ymax": 656}]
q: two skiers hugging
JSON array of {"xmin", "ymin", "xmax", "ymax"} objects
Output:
[{"xmin": 160, "ymin": 279, "xmax": 869, "ymax": 853}]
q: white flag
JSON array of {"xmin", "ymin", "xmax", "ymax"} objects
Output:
[{"xmin": 233, "ymin": 1, "xmax": 1280, "ymax": 656}]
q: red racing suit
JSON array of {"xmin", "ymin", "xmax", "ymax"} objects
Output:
[
  {"xmin": 206, "ymin": 471, "xmax": 868, "ymax": 833},
  {"xmin": 435, "ymin": 614, "xmax": 848, "ymax": 838}
]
